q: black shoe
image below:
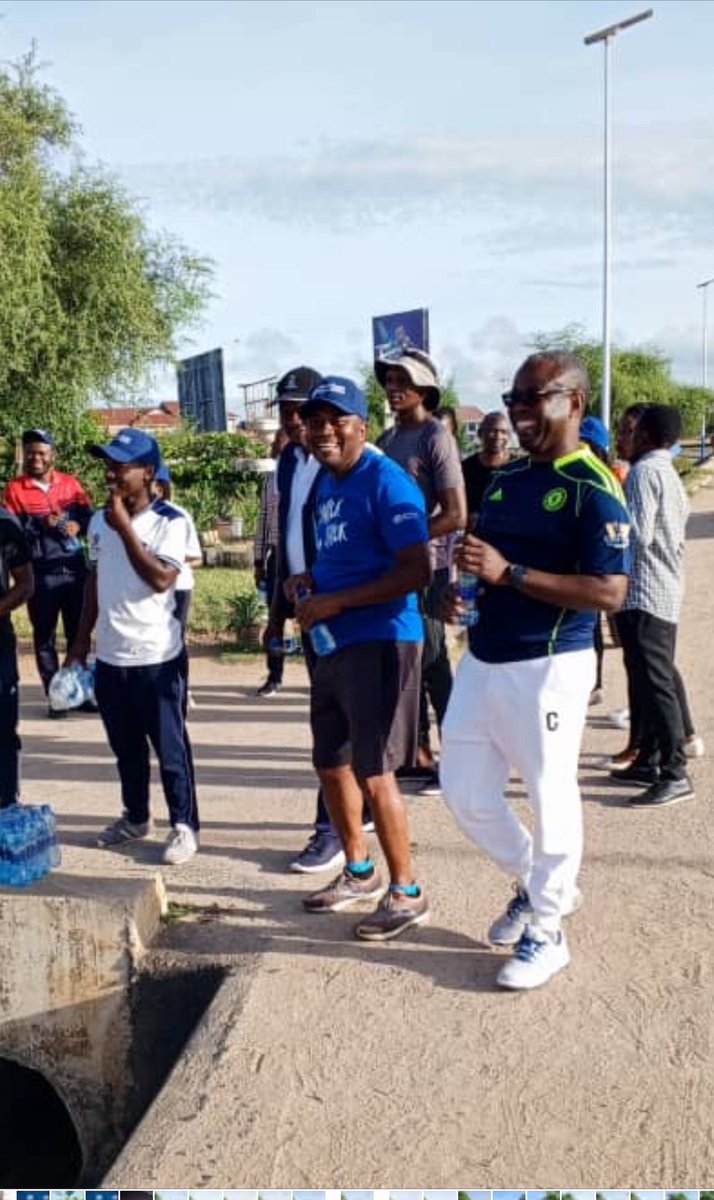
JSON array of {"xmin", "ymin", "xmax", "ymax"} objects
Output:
[
  {"xmin": 395, "ymin": 764, "xmax": 432, "ymax": 781},
  {"xmin": 628, "ymin": 776, "xmax": 695, "ymax": 808},
  {"xmin": 256, "ymin": 679, "xmax": 281, "ymax": 698},
  {"xmin": 77, "ymin": 699, "xmax": 99, "ymax": 713},
  {"xmin": 609, "ymin": 762, "xmax": 659, "ymax": 787},
  {"xmin": 47, "ymin": 705, "xmax": 67, "ymax": 720}
]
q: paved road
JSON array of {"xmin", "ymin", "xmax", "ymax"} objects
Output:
[{"xmin": 19, "ymin": 480, "xmax": 714, "ymax": 1188}]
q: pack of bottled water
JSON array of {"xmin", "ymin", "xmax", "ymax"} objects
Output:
[
  {"xmin": 0, "ymin": 803, "xmax": 62, "ymax": 886},
  {"xmin": 48, "ymin": 662, "xmax": 96, "ymax": 712}
]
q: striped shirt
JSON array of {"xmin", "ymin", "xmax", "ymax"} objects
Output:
[{"xmin": 623, "ymin": 449, "xmax": 689, "ymax": 623}]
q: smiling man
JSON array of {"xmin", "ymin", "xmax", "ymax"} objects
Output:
[
  {"xmin": 440, "ymin": 351, "xmax": 631, "ymax": 989},
  {"xmin": 3, "ymin": 430, "xmax": 93, "ymax": 712},
  {"xmin": 289, "ymin": 375, "xmax": 431, "ymax": 940}
]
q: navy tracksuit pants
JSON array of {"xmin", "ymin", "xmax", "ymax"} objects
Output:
[
  {"xmin": 94, "ymin": 651, "xmax": 199, "ymax": 831},
  {"xmin": 0, "ymin": 649, "xmax": 20, "ymax": 808},
  {"xmin": 28, "ymin": 568, "xmax": 86, "ymax": 693}
]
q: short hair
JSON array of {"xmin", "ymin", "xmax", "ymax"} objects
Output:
[
  {"xmin": 517, "ymin": 351, "xmax": 590, "ymax": 396},
  {"xmin": 637, "ymin": 404, "xmax": 682, "ymax": 449},
  {"xmin": 479, "ymin": 409, "xmax": 509, "ymax": 437},
  {"xmin": 433, "ymin": 406, "xmax": 459, "ymax": 436},
  {"xmin": 621, "ymin": 402, "xmax": 648, "ymax": 422}
]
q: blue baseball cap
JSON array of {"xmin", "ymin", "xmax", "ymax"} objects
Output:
[
  {"xmin": 90, "ymin": 427, "xmax": 161, "ymax": 469},
  {"xmin": 580, "ymin": 415, "xmax": 610, "ymax": 453},
  {"xmin": 155, "ymin": 460, "xmax": 172, "ymax": 484},
  {"xmin": 23, "ymin": 428, "xmax": 56, "ymax": 447},
  {"xmin": 300, "ymin": 375, "xmax": 368, "ymax": 420}
]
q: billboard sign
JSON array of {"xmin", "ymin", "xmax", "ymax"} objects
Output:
[
  {"xmin": 372, "ymin": 308, "xmax": 429, "ymax": 359},
  {"xmin": 177, "ymin": 348, "xmax": 226, "ymax": 433}
]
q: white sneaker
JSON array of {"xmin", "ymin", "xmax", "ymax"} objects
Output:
[
  {"xmin": 488, "ymin": 883, "xmax": 582, "ymax": 946},
  {"xmin": 497, "ymin": 926, "xmax": 570, "ymax": 990},
  {"xmin": 684, "ymin": 734, "xmax": 705, "ymax": 759},
  {"xmin": 97, "ymin": 814, "xmax": 153, "ymax": 848},
  {"xmin": 608, "ymin": 707, "xmax": 630, "ymax": 730},
  {"xmin": 163, "ymin": 824, "xmax": 199, "ymax": 865}
]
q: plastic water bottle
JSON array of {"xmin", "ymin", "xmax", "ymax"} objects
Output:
[
  {"xmin": 457, "ymin": 569, "xmax": 480, "ymax": 627},
  {"xmin": 295, "ymin": 584, "xmax": 337, "ymax": 657}
]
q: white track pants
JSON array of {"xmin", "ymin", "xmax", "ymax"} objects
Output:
[{"xmin": 440, "ymin": 649, "xmax": 594, "ymax": 932}]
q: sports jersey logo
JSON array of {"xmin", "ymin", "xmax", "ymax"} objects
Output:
[
  {"xmin": 604, "ymin": 521, "xmax": 631, "ymax": 549},
  {"xmin": 488, "ymin": 487, "xmax": 504, "ymax": 502},
  {"xmin": 543, "ymin": 487, "xmax": 567, "ymax": 513}
]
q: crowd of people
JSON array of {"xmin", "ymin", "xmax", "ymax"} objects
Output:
[{"xmin": 0, "ymin": 346, "xmax": 703, "ymax": 989}]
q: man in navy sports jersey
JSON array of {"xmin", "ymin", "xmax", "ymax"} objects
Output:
[
  {"xmin": 441, "ymin": 351, "xmax": 631, "ymax": 989},
  {"xmin": 67, "ymin": 429, "xmax": 199, "ymax": 866}
]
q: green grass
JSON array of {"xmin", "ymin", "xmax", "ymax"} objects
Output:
[{"xmin": 12, "ymin": 565, "xmax": 256, "ymax": 644}]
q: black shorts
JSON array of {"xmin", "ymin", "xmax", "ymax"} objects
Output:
[{"xmin": 311, "ymin": 640, "xmax": 422, "ymax": 779}]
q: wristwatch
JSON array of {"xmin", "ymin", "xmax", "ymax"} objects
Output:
[{"xmin": 507, "ymin": 563, "xmax": 529, "ymax": 588}]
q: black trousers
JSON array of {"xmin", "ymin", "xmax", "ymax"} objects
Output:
[
  {"xmin": 616, "ymin": 609, "xmax": 686, "ymax": 780},
  {"xmin": 0, "ymin": 648, "xmax": 20, "ymax": 808},
  {"xmin": 28, "ymin": 569, "xmax": 86, "ymax": 693},
  {"xmin": 95, "ymin": 652, "xmax": 199, "ymax": 830},
  {"xmin": 419, "ymin": 568, "xmax": 453, "ymax": 746}
]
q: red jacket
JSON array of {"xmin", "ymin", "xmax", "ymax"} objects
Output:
[{"xmin": 3, "ymin": 471, "xmax": 93, "ymax": 574}]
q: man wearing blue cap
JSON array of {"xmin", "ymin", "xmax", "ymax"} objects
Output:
[
  {"xmin": 289, "ymin": 376, "xmax": 431, "ymax": 940},
  {"xmin": 3, "ymin": 429, "xmax": 93, "ymax": 712},
  {"xmin": 67, "ymin": 428, "xmax": 199, "ymax": 865}
]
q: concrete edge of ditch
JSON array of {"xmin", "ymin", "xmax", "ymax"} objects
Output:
[{"xmin": 102, "ymin": 949, "xmax": 260, "ymax": 1187}]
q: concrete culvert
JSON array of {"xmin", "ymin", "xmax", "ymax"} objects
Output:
[{"xmin": 0, "ymin": 1057, "xmax": 83, "ymax": 1184}]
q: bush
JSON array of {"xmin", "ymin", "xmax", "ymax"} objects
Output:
[{"xmin": 158, "ymin": 430, "xmax": 268, "ymax": 533}]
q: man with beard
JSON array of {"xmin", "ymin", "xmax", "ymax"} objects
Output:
[
  {"xmin": 440, "ymin": 352, "xmax": 631, "ymax": 989},
  {"xmin": 291, "ymin": 375, "xmax": 431, "ymax": 940}
]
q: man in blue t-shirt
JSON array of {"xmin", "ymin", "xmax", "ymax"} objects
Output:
[
  {"xmin": 288, "ymin": 375, "xmax": 431, "ymax": 941},
  {"xmin": 441, "ymin": 351, "xmax": 631, "ymax": 990}
]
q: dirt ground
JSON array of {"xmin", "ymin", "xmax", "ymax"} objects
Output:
[{"xmin": 18, "ymin": 482, "xmax": 714, "ymax": 1189}]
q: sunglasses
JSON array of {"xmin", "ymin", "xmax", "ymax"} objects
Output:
[{"xmin": 502, "ymin": 386, "xmax": 575, "ymax": 410}]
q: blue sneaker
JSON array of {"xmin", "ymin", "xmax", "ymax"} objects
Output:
[
  {"xmin": 497, "ymin": 925, "xmax": 570, "ymax": 990},
  {"xmin": 289, "ymin": 830, "xmax": 345, "ymax": 874},
  {"xmin": 488, "ymin": 883, "xmax": 583, "ymax": 946}
]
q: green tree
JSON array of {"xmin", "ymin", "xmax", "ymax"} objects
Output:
[
  {"xmin": 0, "ymin": 52, "xmax": 211, "ymax": 458},
  {"xmin": 529, "ymin": 325, "xmax": 714, "ymax": 437}
]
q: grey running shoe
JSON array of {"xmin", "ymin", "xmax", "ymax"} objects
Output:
[
  {"xmin": 303, "ymin": 867, "xmax": 386, "ymax": 913},
  {"xmin": 353, "ymin": 887, "xmax": 429, "ymax": 941},
  {"xmin": 489, "ymin": 882, "xmax": 583, "ymax": 946},
  {"xmin": 97, "ymin": 814, "xmax": 152, "ymax": 848}
]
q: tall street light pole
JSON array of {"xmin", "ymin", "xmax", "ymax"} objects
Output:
[
  {"xmin": 696, "ymin": 277, "xmax": 714, "ymax": 459},
  {"xmin": 584, "ymin": 9, "xmax": 653, "ymax": 434}
]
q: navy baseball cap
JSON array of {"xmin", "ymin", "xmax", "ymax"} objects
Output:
[
  {"xmin": 22, "ymin": 428, "xmax": 56, "ymax": 447},
  {"xmin": 273, "ymin": 365, "xmax": 323, "ymax": 404},
  {"xmin": 89, "ymin": 427, "xmax": 161, "ymax": 469},
  {"xmin": 155, "ymin": 460, "xmax": 172, "ymax": 484},
  {"xmin": 580, "ymin": 415, "xmax": 610, "ymax": 452},
  {"xmin": 300, "ymin": 375, "xmax": 368, "ymax": 420}
]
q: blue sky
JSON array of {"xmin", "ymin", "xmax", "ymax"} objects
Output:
[{"xmin": 3, "ymin": 0, "xmax": 714, "ymax": 410}]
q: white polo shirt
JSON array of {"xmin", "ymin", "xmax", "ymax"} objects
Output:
[{"xmin": 88, "ymin": 499, "xmax": 187, "ymax": 666}]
